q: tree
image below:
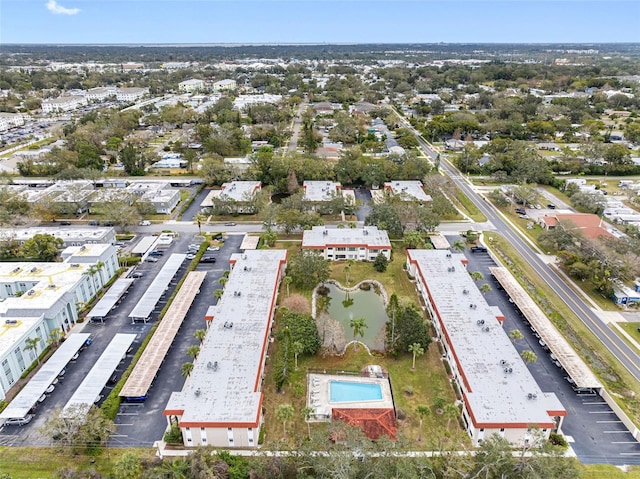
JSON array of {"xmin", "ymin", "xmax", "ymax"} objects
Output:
[
  {"xmin": 186, "ymin": 345, "xmax": 200, "ymax": 360},
  {"xmin": 521, "ymin": 349, "xmax": 538, "ymax": 365},
  {"xmin": 21, "ymin": 234, "xmax": 63, "ymax": 262},
  {"xmin": 416, "ymin": 405, "xmax": 430, "ymax": 442},
  {"xmin": 193, "ymin": 213, "xmax": 207, "ymax": 234},
  {"xmin": 509, "ymin": 329, "xmax": 524, "ymax": 343},
  {"xmin": 180, "ymin": 362, "xmax": 194, "ymax": 378},
  {"xmin": 48, "ymin": 329, "xmax": 64, "ymax": 348},
  {"xmin": 373, "ymin": 252, "xmax": 389, "ymax": 272},
  {"xmin": 278, "ymin": 310, "xmax": 321, "ymax": 355},
  {"xmin": 344, "ymin": 259, "xmax": 354, "ymax": 285},
  {"xmin": 349, "ymin": 317, "xmax": 368, "ymax": 350},
  {"xmin": 287, "ymin": 251, "xmax": 330, "ymax": 290},
  {"xmin": 282, "ymin": 275, "xmax": 292, "ymax": 297},
  {"xmin": 451, "ymin": 240, "xmax": 465, "ymax": 252},
  {"xmin": 293, "ymin": 341, "xmax": 304, "ymax": 370},
  {"xmin": 113, "ymin": 452, "xmax": 142, "ymax": 479},
  {"xmin": 24, "ymin": 337, "xmax": 42, "ymax": 365},
  {"xmin": 386, "ymin": 303, "xmax": 431, "ymax": 357},
  {"xmin": 213, "ymin": 288, "xmax": 224, "ymax": 302},
  {"xmin": 302, "ymin": 406, "xmax": 315, "ymax": 439},
  {"xmin": 479, "ymin": 283, "xmax": 492, "ymax": 294},
  {"xmin": 408, "ymin": 342, "xmax": 424, "ymax": 370},
  {"xmin": 194, "ymin": 329, "xmax": 207, "ymax": 344},
  {"xmin": 469, "ymin": 271, "xmax": 484, "ymax": 282},
  {"xmin": 443, "ymin": 403, "xmax": 459, "ymax": 430},
  {"xmin": 276, "ymin": 404, "xmax": 295, "ymax": 440},
  {"xmin": 43, "ymin": 404, "xmax": 115, "ymax": 454}
]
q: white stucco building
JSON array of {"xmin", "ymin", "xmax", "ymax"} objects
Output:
[
  {"xmin": 302, "ymin": 226, "xmax": 391, "ymax": 261},
  {"xmin": 42, "ymin": 96, "xmax": 87, "ymax": 114},
  {"xmin": 179, "ymin": 79, "xmax": 206, "ymax": 93},
  {"xmin": 164, "ymin": 249, "xmax": 287, "ymax": 448},
  {"xmin": 0, "ymin": 113, "xmax": 25, "ymax": 131},
  {"xmin": 116, "ymin": 87, "xmax": 148, "ymax": 102}
]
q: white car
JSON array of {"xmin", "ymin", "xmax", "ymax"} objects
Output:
[
  {"xmin": 139, "ymin": 220, "xmax": 151, "ymax": 226},
  {"xmin": 45, "ymin": 384, "xmax": 55, "ymax": 394},
  {"xmin": 207, "ymin": 246, "xmax": 220, "ymax": 252},
  {"xmin": 186, "ymin": 254, "xmax": 196, "ymax": 260},
  {"xmin": 146, "ymin": 257, "xmax": 158, "ymax": 263}
]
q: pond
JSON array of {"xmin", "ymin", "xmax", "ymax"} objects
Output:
[{"xmin": 321, "ymin": 282, "xmax": 389, "ymax": 351}]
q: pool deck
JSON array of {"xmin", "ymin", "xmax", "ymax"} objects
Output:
[{"xmin": 307, "ymin": 373, "xmax": 394, "ymax": 421}]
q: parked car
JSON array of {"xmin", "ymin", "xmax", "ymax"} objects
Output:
[
  {"xmin": 130, "ymin": 272, "xmax": 143, "ymax": 279},
  {"xmin": 470, "ymin": 245, "xmax": 487, "ymax": 253},
  {"xmin": 547, "ymin": 204, "xmax": 556, "ymax": 209},
  {"xmin": 37, "ymin": 394, "xmax": 46, "ymax": 404},
  {"xmin": 71, "ymin": 352, "xmax": 79, "ymax": 361},
  {"xmin": 103, "ymin": 221, "xmax": 115, "ymax": 226},
  {"xmin": 4, "ymin": 414, "xmax": 34, "ymax": 426},
  {"xmin": 139, "ymin": 220, "xmax": 151, "ymax": 226},
  {"xmin": 146, "ymin": 257, "xmax": 159, "ymax": 263},
  {"xmin": 149, "ymin": 250, "xmax": 164, "ymax": 256},
  {"xmin": 186, "ymin": 254, "xmax": 196, "ymax": 260},
  {"xmin": 45, "ymin": 384, "xmax": 55, "ymax": 394},
  {"xmin": 88, "ymin": 220, "xmax": 99, "ymax": 226},
  {"xmin": 59, "ymin": 221, "xmax": 72, "ymax": 226},
  {"xmin": 207, "ymin": 246, "xmax": 220, "ymax": 252},
  {"xmin": 108, "ymin": 373, "xmax": 119, "ymax": 385},
  {"xmin": 515, "ymin": 207, "xmax": 526, "ymax": 215},
  {"xmin": 200, "ymin": 256, "xmax": 216, "ymax": 263},
  {"xmin": 224, "ymin": 222, "xmax": 236, "ymax": 226}
]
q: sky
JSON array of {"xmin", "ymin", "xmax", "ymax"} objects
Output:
[{"xmin": 1, "ymin": 1, "xmax": 639, "ymax": 45}]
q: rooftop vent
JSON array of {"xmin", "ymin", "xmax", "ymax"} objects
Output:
[
  {"xmin": 70, "ymin": 263, "xmax": 80, "ymax": 268},
  {"xmin": 195, "ymin": 388, "xmax": 201, "ymax": 397},
  {"xmin": 463, "ymin": 289, "xmax": 469, "ymax": 295},
  {"xmin": 223, "ymin": 322, "xmax": 233, "ymax": 329},
  {"xmin": 446, "ymin": 253, "xmax": 451, "ymax": 258},
  {"xmin": 48, "ymin": 284, "xmax": 56, "ymax": 289},
  {"xmin": 80, "ymin": 245, "xmax": 86, "ymax": 251},
  {"xmin": 503, "ymin": 367, "xmax": 513, "ymax": 374},
  {"xmin": 483, "ymin": 326, "xmax": 490, "ymax": 332},
  {"xmin": 30, "ymin": 267, "xmax": 38, "ymax": 273},
  {"xmin": 27, "ymin": 290, "xmax": 35, "ymax": 296},
  {"xmin": 12, "ymin": 267, "xmax": 21, "ymax": 274},
  {"xmin": 500, "ymin": 359, "xmax": 507, "ymax": 366},
  {"xmin": 527, "ymin": 393, "xmax": 538, "ymax": 400},
  {"xmin": 476, "ymin": 319, "xmax": 485, "ymax": 326}
]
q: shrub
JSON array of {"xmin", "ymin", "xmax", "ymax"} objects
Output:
[
  {"xmin": 359, "ymin": 282, "xmax": 372, "ymax": 291},
  {"xmin": 316, "ymin": 285, "xmax": 330, "ymax": 296},
  {"xmin": 163, "ymin": 425, "xmax": 183, "ymax": 445},
  {"xmin": 373, "ymin": 253, "xmax": 388, "ymax": 272},
  {"xmin": 403, "ymin": 386, "xmax": 414, "ymax": 396},
  {"xmin": 549, "ymin": 432, "xmax": 569, "ymax": 449}
]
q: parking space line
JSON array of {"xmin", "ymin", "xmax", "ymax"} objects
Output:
[
  {"xmin": 612, "ymin": 441, "xmax": 639, "ymax": 444},
  {"xmin": 116, "ymin": 423, "xmax": 134, "ymax": 426},
  {"xmin": 620, "ymin": 453, "xmax": 640, "ymax": 455},
  {"xmin": 582, "ymin": 401, "xmax": 607, "ymax": 405},
  {"xmin": 597, "ymin": 420, "xmax": 623, "ymax": 423},
  {"xmin": 604, "ymin": 431, "xmax": 631, "ymax": 434},
  {"xmin": 589, "ymin": 411, "xmax": 616, "ymax": 414}
]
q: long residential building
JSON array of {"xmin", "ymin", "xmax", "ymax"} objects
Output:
[
  {"xmin": 164, "ymin": 249, "xmax": 287, "ymax": 448},
  {"xmin": 0, "ymin": 244, "xmax": 118, "ymax": 399},
  {"xmin": 302, "ymin": 226, "xmax": 391, "ymax": 261},
  {"xmin": 406, "ymin": 249, "xmax": 566, "ymax": 446}
]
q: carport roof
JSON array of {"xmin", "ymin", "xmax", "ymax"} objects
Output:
[
  {"xmin": 87, "ymin": 278, "xmax": 134, "ymax": 320},
  {"xmin": 120, "ymin": 272, "xmax": 206, "ymax": 399},
  {"xmin": 62, "ymin": 333, "xmax": 136, "ymax": 418},
  {"xmin": 490, "ymin": 266, "xmax": 602, "ymax": 389},
  {"xmin": 128, "ymin": 254, "xmax": 186, "ymax": 320},
  {"xmin": 0, "ymin": 334, "xmax": 90, "ymax": 420}
]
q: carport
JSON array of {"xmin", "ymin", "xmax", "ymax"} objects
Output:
[
  {"xmin": 128, "ymin": 254, "xmax": 186, "ymax": 323},
  {"xmin": 86, "ymin": 278, "xmax": 134, "ymax": 322},
  {"xmin": 120, "ymin": 271, "xmax": 206, "ymax": 402},
  {"xmin": 0, "ymin": 334, "xmax": 90, "ymax": 421},
  {"xmin": 131, "ymin": 236, "xmax": 159, "ymax": 257},
  {"xmin": 490, "ymin": 266, "xmax": 602, "ymax": 390},
  {"xmin": 61, "ymin": 333, "xmax": 136, "ymax": 418},
  {"xmin": 239, "ymin": 234, "xmax": 260, "ymax": 251},
  {"xmin": 429, "ymin": 234, "xmax": 450, "ymax": 250}
]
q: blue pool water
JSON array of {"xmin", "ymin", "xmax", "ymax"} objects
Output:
[{"xmin": 329, "ymin": 381, "xmax": 383, "ymax": 403}]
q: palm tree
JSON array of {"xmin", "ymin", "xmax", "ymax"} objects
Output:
[
  {"xmin": 24, "ymin": 337, "xmax": 41, "ymax": 365},
  {"xmin": 416, "ymin": 405, "xmax": 430, "ymax": 442},
  {"xmin": 451, "ymin": 240, "xmax": 465, "ymax": 252},
  {"xmin": 47, "ymin": 329, "xmax": 63, "ymax": 348},
  {"xmin": 283, "ymin": 275, "xmax": 292, "ymax": 297},
  {"xmin": 469, "ymin": 271, "xmax": 484, "ymax": 282},
  {"xmin": 521, "ymin": 350, "xmax": 537, "ymax": 365},
  {"xmin": 276, "ymin": 404, "xmax": 295, "ymax": 440},
  {"xmin": 443, "ymin": 403, "xmax": 459, "ymax": 430},
  {"xmin": 344, "ymin": 259, "xmax": 354, "ymax": 285},
  {"xmin": 218, "ymin": 277, "xmax": 228, "ymax": 288},
  {"xmin": 213, "ymin": 288, "xmax": 224, "ymax": 302},
  {"xmin": 293, "ymin": 341, "xmax": 304, "ymax": 370},
  {"xmin": 193, "ymin": 213, "xmax": 207, "ymax": 234},
  {"xmin": 508, "ymin": 329, "xmax": 524, "ymax": 344},
  {"xmin": 186, "ymin": 345, "xmax": 200, "ymax": 360},
  {"xmin": 180, "ymin": 362, "xmax": 194, "ymax": 378},
  {"xmin": 349, "ymin": 317, "xmax": 368, "ymax": 351},
  {"xmin": 408, "ymin": 342, "xmax": 424, "ymax": 371},
  {"xmin": 302, "ymin": 406, "xmax": 315, "ymax": 439},
  {"xmin": 479, "ymin": 283, "xmax": 492, "ymax": 294},
  {"xmin": 193, "ymin": 329, "xmax": 207, "ymax": 344}
]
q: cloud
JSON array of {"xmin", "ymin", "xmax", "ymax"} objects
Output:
[{"xmin": 46, "ymin": 0, "xmax": 80, "ymax": 15}]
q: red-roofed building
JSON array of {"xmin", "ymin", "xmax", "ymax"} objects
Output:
[
  {"xmin": 331, "ymin": 408, "xmax": 397, "ymax": 440},
  {"xmin": 538, "ymin": 213, "xmax": 613, "ymax": 241}
]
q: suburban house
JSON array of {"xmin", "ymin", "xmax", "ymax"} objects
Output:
[
  {"xmin": 153, "ymin": 153, "xmax": 187, "ymax": 169},
  {"xmin": 383, "ymin": 181, "xmax": 432, "ymax": 203},
  {"xmin": 406, "ymin": 249, "xmax": 566, "ymax": 446},
  {"xmin": 164, "ymin": 249, "xmax": 287, "ymax": 448},
  {"xmin": 179, "ymin": 79, "xmax": 206, "ymax": 93},
  {"xmin": 302, "ymin": 226, "xmax": 391, "ymax": 261},
  {"xmin": 0, "ymin": 244, "xmax": 118, "ymax": 400},
  {"xmin": 538, "ymin": 212, "xmax": 614, "ymax": 241},
  {"xmin": 201, "ymin": 181, "xmax": 262, "ymax": 214}
]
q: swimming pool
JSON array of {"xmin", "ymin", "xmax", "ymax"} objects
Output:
[{"xmin": 329, "ymin": 380, "xmax": 383, "ymax": 403}]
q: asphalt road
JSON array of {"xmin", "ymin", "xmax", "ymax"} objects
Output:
[{"xmin": 462, "ymin": 242, "xmax": 640, "ymax": 465}]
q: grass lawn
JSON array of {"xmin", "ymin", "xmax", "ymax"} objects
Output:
[
  {"xmin": 261, "ymin": 243, "xmax": 465, "ymax": 449},
  {"xmin": 578, "ymin": 464, "xmax": 640, "ymax": 479},
  {"xmin": 0, "ymin": 447, "xmax": 156, "ymax": 479},
  {"xmin": 616, "ymin": 322, "xmax": 640, "ymax": 353}
]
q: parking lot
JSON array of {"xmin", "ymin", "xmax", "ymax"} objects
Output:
[
  {"xmin": 0, "ymin": 230, "xmax": 243, "ymax": 447},
  {"xmin": 460, "ymin": 236, "xmax": 640, "ymax": 465}
]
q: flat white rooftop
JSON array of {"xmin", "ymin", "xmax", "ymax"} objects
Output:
[
  {"xmin": 211, "ymin": 181, "xmax": 261, "ymax": 202},
  {"xmin": 384, "ymin": 181, "xmax": 432, "ymax": 202},
  {"xmin": 165, "ymin": 249, "xmax": 286, "ymax": 426},
  {"xmin": 129, "ymin": 254, "xmax": 186, "ymax": 320},
  {"xmin": 0, "ymin": 227, "xmax": 114, "ymax": 243},
  {"xmin": 408, "ymin": 250, "xmax": 565, "ymax": 427},
  {"xmin": 0, "ymin": 334, "xmax": 90, "ymax": 420},
  {"xmin": 303, "ymin": 181, "xmax": 341, "ymax": 202},
  {"xmin": 302, "ymin": 226, "xmax": 391, "ymax": 249}
]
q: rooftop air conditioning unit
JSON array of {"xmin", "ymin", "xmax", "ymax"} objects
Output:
[{"xmin": 483, "ymin": 326, "xmax": 490, "ymax": 332}]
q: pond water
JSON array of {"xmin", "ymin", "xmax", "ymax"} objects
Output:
[{"xmin": 323, "ymin": 283, "xmax": 388, "ymax": 350}]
